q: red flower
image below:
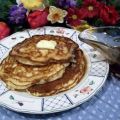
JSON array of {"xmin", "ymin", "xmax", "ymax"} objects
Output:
[
  {"xmin": 28, "ymin": 10, "xmax": 48, "ymax": 29},
  {"xmin": 0, "ymin": 22, "xmax": 10, "ymax": 40},
  {"xmin": 66, "ymin": 8, "xmax": 82, "ymax": 26},
  {"xmin": 99, "ymin": 4, "xmax": 120, "ymax": 25},
  {"xmin": 79, "ymin": 0, "xmax": 100, "ymax": 19}
]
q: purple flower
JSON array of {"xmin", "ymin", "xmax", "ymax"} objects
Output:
[
  {"xmin": 56, "ymin": 0, "xmax": 77, "ymax": 8},
  {"xmin": 9, "ymin": 4, "xmax": 27, "ymax": 25}
]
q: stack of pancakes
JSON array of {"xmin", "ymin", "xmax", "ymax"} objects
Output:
[{"xmin": 0, "ymin": 35, "xmax": 86, "ymax": 96}]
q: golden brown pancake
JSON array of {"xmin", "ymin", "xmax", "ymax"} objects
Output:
[
  {"xmin": 4, "ymin": 67, "xmax": 66, "ymax": 90},
  {"xmin": 10, "ymin": 35, "xmax": 78, "ymax": 66},
  {"xmin": 0, "ymin": 56, "xmax": 68, "ymax": 90},
  {"xmin": 0, "ymin": 34, "xmax": 86, "ymax": 97},
  {"xmin": 27, "ymin": 49, "xmax": 86, "ymax": 96}
]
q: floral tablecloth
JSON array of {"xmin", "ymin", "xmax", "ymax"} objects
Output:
[{"xmin": 0, "ymin": 74, "xmax": 120, "ymax": 120}]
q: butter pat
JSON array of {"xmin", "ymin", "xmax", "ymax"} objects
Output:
[{"xmin": 36, "ymin": 40, "xmax": 57, "ymax": 49}]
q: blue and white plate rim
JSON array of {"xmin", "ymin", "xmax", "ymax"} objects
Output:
[{"xmin": 0, "ymin": 26, "xmax": 109, "ymax": 114}]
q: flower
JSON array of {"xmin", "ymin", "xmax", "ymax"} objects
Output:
[
  {"xmin": 80, "ymin": 86, "xmax": 93, "ymax": 94},
  {"xmin": 99, "ymin": 4, "xmax": 120, "ymax": 25},
  {"xmin": 9, "ymin": 4, "xmax": 27, "ymax": 25},
  {"xmin": 47, "ymin": 6, "xmax": 67, "ymax": 24},
  {"xmin": 66, "ymin": 8, "xmax": 91, "ymax": 30},
  {"xmin": 56, "ymin": 28, "xmax": 65, "ymax": 35},
  {"xmin": 0, "ymin": 22, "xmax": 10, "ymax": 40},
  {"xmin": 79, "ymin": 0, "xmax": 100, "ymax": 19},
  {"xmin": 56, "ymin": 0, "xmax": 77, "ymax": 9},
  {"xmin": 66, "ymin": 8, "xmax": 82, "ymax": 26},
  {"xmin": 28, "ymin": 10, "xmax": 48, "ymax": 28},
  {"xmin": 73, "ymin": 22, "xmax": 92, "ymax": 32},
  {"xmin": 17, "ymin": 0, "xmax": 45, "ymax": 10}
]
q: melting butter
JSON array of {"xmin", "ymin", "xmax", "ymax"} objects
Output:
[{"xmin": 36, "ymin": 40, "xmax": 57, "ymax": 49}]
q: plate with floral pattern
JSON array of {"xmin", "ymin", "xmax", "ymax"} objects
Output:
[{"xmin": 0, "ymin": 26, "xmax": 109, "ymax": 114}]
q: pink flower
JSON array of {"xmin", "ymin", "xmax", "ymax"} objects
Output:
[
  {"xmin": 28, "ymin": 10, "xmax": 48, "ymax": 29},
  {"xmin": 80, "ymin": 86, "xmax": 93, "ymax": 94},
  {"xmin": 0, "ymin": 22, "xmax": 10, "ymax": 40}
]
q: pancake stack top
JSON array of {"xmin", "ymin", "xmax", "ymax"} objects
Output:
[{"xmin": 0, "ymin": 35, "xmax": 86, "ymax": 96}]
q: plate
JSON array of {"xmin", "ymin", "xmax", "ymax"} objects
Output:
[{"xmin": 0, "ymin": 26, "xmax": 109, "ymax": 114}]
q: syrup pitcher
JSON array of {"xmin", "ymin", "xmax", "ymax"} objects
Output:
[
  {"xmin": 78, "ymin": 26, "xmax": 120, "ymax": 75},
  {"xmin": 79, "ymin": 26, "xmax": 120, "ymax": 64}
]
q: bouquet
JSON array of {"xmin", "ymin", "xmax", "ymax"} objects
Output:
[{"xmin": 0, "ymin": 0, "xmax": 120, "ymax": 39}]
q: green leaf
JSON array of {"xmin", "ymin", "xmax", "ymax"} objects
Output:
[
  {"xmin": 108, "ymin": 0, "xmax": 120, "ymax": 7},
  {"xmin": 46, "ymin": 0, "xmax": 56, "ymax": 6},
  {"xmin": 9, "ymin": 20, "xmax": 29, "ymax": 33},
  {"xmin": 94, "ymin": 19, "xmax": 105, "ymax": 27},
  {"xmin": 109, "ymin": 0, "xmax": 117, "ymax": 5},
  {"xmin": 77, "ymin": 0, "xmax": 83, "ymax": 6},
  {"xmin": 9, "ymin": 95, "xmax": 14, "ymax": 100},
  {"xmin": 9, "ymin": 0, "xmax": 16, "ymax": 4},
  {"xmin": 0, "ymin": 0, "xmax": 15, "ymax": 21}
]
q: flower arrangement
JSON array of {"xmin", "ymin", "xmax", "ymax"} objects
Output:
[{"xmin": 0, "ymin": 0, "xmax": 120, "ymax": 39}]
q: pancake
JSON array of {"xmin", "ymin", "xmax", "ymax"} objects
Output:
[
  {"xmin": 27, "ymin": 49, "xmax": 86, "ymax": 96},
  {"xmin": 0, "ymin": 56, "xmax": 68, "ymax": 89},
  {"xmin": 5, "ymin": 67, "xmax": 65, "ymax": 90},
  {"xmin": 10, "ymin": 35, "xmax": 78, "ymax": 66},
  {"xmin": 6, "ymin": 81, "xmax": 30, "ymax": 91}
]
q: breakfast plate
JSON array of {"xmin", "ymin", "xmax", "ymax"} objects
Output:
[{"xmin": 0, "ymin": 26, "xmax": 109, "ymax": 114}]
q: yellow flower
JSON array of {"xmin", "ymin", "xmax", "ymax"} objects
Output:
[
  {"xmin": 47, "ymin": 6, "xmax": 67, "ymax": 24},
  {"xmin": 20, "ymin": 0, "xmax": 44, "ymax": 10},
  {"xmin": 73, "ymin": 22, "xmax": 92, "ymax": 32}
]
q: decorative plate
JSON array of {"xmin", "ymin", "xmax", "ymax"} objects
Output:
[{"xmin": 0, "ymin": 26, "xmax": 109, "ymax": 114}]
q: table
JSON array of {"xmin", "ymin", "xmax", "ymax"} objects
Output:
[{"xmin": 0, "ymin": 73, "xmax": 120, "ymax": 120}]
